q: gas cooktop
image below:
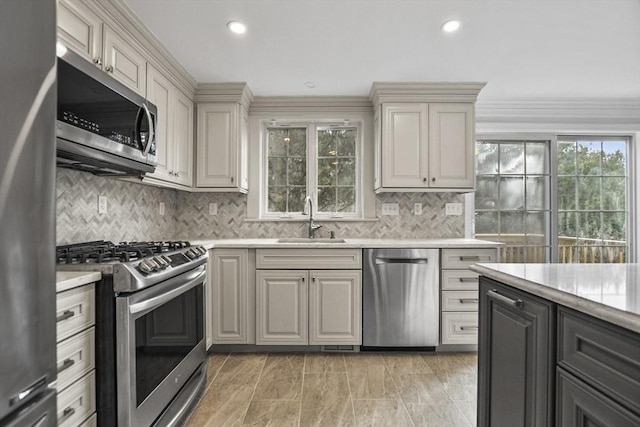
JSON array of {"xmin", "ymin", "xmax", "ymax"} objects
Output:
[{"xmin": 56, "ymin": 240, "xmax": 208, "ymax": 291}]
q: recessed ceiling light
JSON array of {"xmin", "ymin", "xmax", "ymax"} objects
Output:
[
  {"xmin": 304, "ymin": 81, "xmax": 316, "ymax": 89},
  {"xmin": 227, "ymin": 21, "xmax": 247, "ymax": 34},
  {"xmin": 441, "ymin": 19, "xmax": 461, "ymax": 33}
]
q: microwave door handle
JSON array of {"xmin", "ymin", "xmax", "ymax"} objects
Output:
[{"xmin": 142, "ymin": 103, "xmax": 154, "ymax": 155}]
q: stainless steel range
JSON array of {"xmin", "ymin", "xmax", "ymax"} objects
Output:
[{"xmin": 56, "ymin": 241, "xmax": 208, "ymax": 427}]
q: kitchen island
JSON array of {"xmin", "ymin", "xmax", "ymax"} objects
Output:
[{"xmin": 471, "ymin": 263, "xmax": 640, "ymax": 427}]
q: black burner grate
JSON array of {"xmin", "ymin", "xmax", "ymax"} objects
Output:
[{"xmin": 56, "ymin": 240, "xmax": 191, "ymax": 264}]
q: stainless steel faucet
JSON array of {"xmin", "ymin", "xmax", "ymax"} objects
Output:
[{"xmin": 303, "ymin": 196, "xmax": 322, "ymax": 239}]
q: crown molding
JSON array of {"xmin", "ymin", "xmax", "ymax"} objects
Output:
[
  {"xmin": 369, "ymin": 82, "xmax": 487, "ymax": 105},
  {"xmin": 476, "ymin": 97, "xmax": 640, "ymax": 131},
  {"xmin": 94, "ymin": 0, "xmax": 197, "ymax": 97},
  {"xmin": 249, "ymin": 96, "xmax": 373, "ymax": 114},
  {"xmin": 195, "ymin": 83, "xmax": 255, "ymax": 107}
]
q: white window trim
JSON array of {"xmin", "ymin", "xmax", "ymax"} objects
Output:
[{"xmin": 247, "ymin": 111, "xmax": 376, "ymax": 221}]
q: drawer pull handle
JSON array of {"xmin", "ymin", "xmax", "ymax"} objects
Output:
[
  {"xmin": 458, "ymin": 277, "xmax": 478, "ymax": 283},
  {"xmin": 56, "ymin": 310, "xmax": 75, "ymax": 322},
  {"xmin": 459, "ymin": 256, "xmax": 480, "ymax": 261},
  {"xmin": 459, "ymin": 298, "xmax": 479, "ymax": 304},
  {"xmin": 57, "ymin": 358, "xmax": 75, "ymax": 374},
  {"xmin": 59, "ymin": 407, "xmax": 76, "ymax": 424},
  {"xmin": 488, "ymin": 290, "xmax": 524, "ymax": 309},
  {"xmin": 460, "ymin": 326, "xmax": 479, "ymax": 331}
]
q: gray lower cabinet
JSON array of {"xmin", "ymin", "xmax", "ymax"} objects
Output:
[
  {"xmin": 478, "ymin": 277, "xmax": 555, "ymax": 427},
  {"xmin": 557, "ymin": 368, "xmax": 640, "ymax": 426}
]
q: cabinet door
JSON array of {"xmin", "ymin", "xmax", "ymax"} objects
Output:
[
  {"xmin": 196, "ymin": 103, "xmax": 239, "ymax": 188},
  {"xmin": 173, "ymin": 89, "xmax": 194, "ymax": 186},
  {"xmin": 57, "ymin": 0, "xmax": 103, "ymax": 65},
  {"xmin": 211, "ymin": 249, "xmax": 251, "ymax": 344},
  {"xmin": 381, "ymin": 103, "xmax": 429, "ymax": 188},
  {"xmin": 102, "ymin": 26, "xmax": 146, "ymax": 95},
  {"xmin": 373, "ymin": 106, "xmax": 382, "ymax": 189},
  {"xmin": 309, "ymin": 270, "xmax": 361, "ymax": 345},
  {"xmin": 256, "ymin": 270, "xmax": 307, "ymax": 345},
  {"xmin": 557, "ymin": 369, "xmax": 640, "ymax": 427},
  {"xmin": 428, "ymin": 103, "xmax": 474, "ymax": 188},
  {"xmin": 478, "ymin": 277, "xmax": 555, "ymax": 427},
  {"xmin": 146, "ymin": 64, "xmax": 174, "ymax": 182}
]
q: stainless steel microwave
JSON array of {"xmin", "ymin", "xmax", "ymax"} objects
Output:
[{"xmin": 56, "ymin": 48, "xmax": 157, "ymax": 176}]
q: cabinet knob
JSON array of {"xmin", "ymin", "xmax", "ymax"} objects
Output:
[
  {"xmin": 105, "ymin": 65, "xmax": 113, "ymax": 73},
  {"xmin": 230, "ymin": 176, "xmax": 234, "ymax": 183},
  {"xmin": 93, "ymin": 57, "xmax": 102, "ymax": 66},
  {"xmin": 432, "ymin": 177, "xmax": 436, "ymax": 182},
  {"xmin": 423, "ymin": 177, "xmax": 427, "ymax": 183}
]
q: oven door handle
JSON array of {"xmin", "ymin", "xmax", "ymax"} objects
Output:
[{"xmin": 128, "ymin": 266, "xmax": 205, "ymax": 315}]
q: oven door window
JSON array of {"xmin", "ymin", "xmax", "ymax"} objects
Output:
[{"xmin": 135, "ymin": 284, "xmax": 203, "ymax": 406}]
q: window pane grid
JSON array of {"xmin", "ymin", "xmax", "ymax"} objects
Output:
[
  {"xmin": 317, "ymin": 128, "xmax": 356, "ymax": 213},
  {"xmin": 266, "ymin": 128, "xmax": 307, "ymax": 213},
  {"xmin": 476, "ymin": 140, "xmax": 551, "ymax": 263}
]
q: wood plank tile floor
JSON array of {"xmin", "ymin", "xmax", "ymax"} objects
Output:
[{"xmin": 185, "ymin": 352, "xmax": 477, "ymax": 427}]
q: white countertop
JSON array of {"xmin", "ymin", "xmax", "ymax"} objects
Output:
[
  {"xmin": 56, "ymin": 271, "xmax": 102, "ymax": 293},
  {"xmin": 191, "ymin": 238, "xmax": 499, "ymax": 250},
  {"xmin": 471, "ymin": 263, "xmax": 640, "ymax": 334}
]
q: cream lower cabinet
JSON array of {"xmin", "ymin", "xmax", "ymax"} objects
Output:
[
  {"xmin": 255, "ymin": 249, "xmax": 362, "ymax": 346},
  {"xmin": 208, "ymin": 249, "xmax": 255, "ymax": 347},
  {"xmin": 440, "ymin": 248, "xmax": 497, "ymax": 345}
]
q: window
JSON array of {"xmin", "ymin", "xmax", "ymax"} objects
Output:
[
  {"xmin": 263, "ymin": 123, "xmax": 360, "ymax": 218},
  {"xmin": 475, "ymin": 141, "xmax": 551, "ymax": 262},
  {"xmin": 474, "ymin": 136, "xmax": 630, "ymax": 263}
]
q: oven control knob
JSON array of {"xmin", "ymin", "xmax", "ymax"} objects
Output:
[
  {"xmin": 147, "ymin": 258, "xmax": 160, "ymax": 270},
  {"xmin": 186, "ymin": 249, "xmax": 196, "ymax": 259},
  {"xmin": 154, "ymin": 256, "xmax": 168, "ymax": 269},
  {"xmin": 197, "ymin": 246, "xmax": 206, "ymax": 255},
  {"xmin": 138, "ymin": 261, "xmax": 153, "ymax": 274}
]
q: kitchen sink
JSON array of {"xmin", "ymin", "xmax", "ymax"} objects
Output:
[{"xmin": 277, "ymin": 238, "xmax": 347, "ymax": 243}]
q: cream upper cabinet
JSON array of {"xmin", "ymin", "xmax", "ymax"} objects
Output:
[
  {"xmin": 210, "ymin": 249, "xmax": 254, "ymax": 344},
  {"xmin": 196, "ymin": 103, "xmax": 248, "ymax": 191},
  {"xmin": 308, "ymin": 270, "xmax": 362, "ymax": 345},
  {"xmin": 370, "ymin": 82, "xmax": 485, "ymax": 192},
  {"xmin": 146, "ymin": 64, "xmax": 194, "ymax": 187},
  {"xmin": 428, "ymin": 103, "xmax": 475, "ymax": 188},
  {"xmin": 102, "ymin": 26, "xmax": 146, "ymax": 96},
  {"xmin": 57, "ymin": 0, "xmax": 103, "ymax": 65},
  {"xmin": 381, "ymin": 103, "xmax": 429, "ymax": 188},
  {"xmin": 57, "ymin": 0, "xmax": 147, "ymax": 96},
  {"xmin": 256, "ymin": 270, "xmax": 308, "ymax": 345}
]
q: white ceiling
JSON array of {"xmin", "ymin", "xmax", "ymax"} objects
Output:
[{"xmin": 124, "ymin": 0, "xmax": 640, "ymax": 100}]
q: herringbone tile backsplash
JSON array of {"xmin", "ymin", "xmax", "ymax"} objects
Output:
[{"xmin": 57, "ymin": 168, "xmax": 465, "ymax": 245}]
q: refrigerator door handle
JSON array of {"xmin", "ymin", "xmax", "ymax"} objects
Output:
[{"xmin": 9, "ymin": 377, "xmax": 46, "ymax": 407}]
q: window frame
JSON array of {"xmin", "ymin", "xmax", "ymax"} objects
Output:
[
  {"xmin": 260, "ymin": 120, "xmax": 363, "ymax": 220},
  {"xmin": 471, "ymin": 133, "xmax": 634, "ymax": 263}
]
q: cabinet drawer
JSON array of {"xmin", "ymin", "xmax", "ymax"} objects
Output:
[
  {"xmin": 56, "ymin": 284, "xmax": 95, "ymax": 342},
  {"xmin": 256, "ymin": 249, "xmax": 361, "ymax": 269},
  {"xmin": 558, "ymin": 369, "xmax": 640, "ymax": 427},
  {"xmin": 442, "ymin": 270, "xmax": 479, "ymax": 290},
  {"xmin": 441, "ymin": 248, "xmax": 496, "ymax": 269},
  {"xmin": 442, "ymin": 291, "xmax": 479, "ymax": 312},
  {"xmin": 441, "ymin": 312, "xmax": 478, "ymax": 345},
  {"xmin": 78, "ymin": 413, "xmax": 97, "ymax": 427},
  {"xmin": 558, "ymin": 307, "xmax": 640, "ymax": 414},
  {"xmin": 57, "ymin": 371, "xmax": 96, "ymax": 427},
  {"xmin": 57, "ymin": 328, "xmax": 95, "ymax": 391}
]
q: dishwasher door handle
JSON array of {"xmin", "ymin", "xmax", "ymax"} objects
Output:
[{"xmin": 375, "ymin": 258, "xmax": 429, "ymax": 264}]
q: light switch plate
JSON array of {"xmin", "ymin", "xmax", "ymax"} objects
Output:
[
  {"xmin": 209, "ymin": 203, "xmax": 218, "ymax": 216},
  {"xmin": 445, "ymin": 203, "xmax": 463, "ymax": 216},
  {"xmin": 98, "ymin": 196, "xmax": 107, "ymax": 214},
  {"xmin": 381, "ymin": 203, "xmax": 399, "ymax": 216},
  {"xmin": 159, "ymin": 202, "xmax": 165, "ymax": 216},
  {"xmin": 413, "ymin": 203, "xmax": 422, "ymax": 215}
]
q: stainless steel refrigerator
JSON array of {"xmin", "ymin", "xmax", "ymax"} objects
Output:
[{"xmin": 0, "ymin": 0, "xmax": 57, "ymax": 425}]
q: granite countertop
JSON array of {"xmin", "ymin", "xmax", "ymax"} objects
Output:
[
  {"xmin": 56, "ymin": 271, "xmax": 102, "ymax": 293},
  {"xmin": 191, "ymin": 238, "xmax": 500, "ymax": 250},
  {"xmin": 471, "ymin": 263, "xmax": 640, "ymax": 334}
]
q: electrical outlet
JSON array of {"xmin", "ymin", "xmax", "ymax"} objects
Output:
[
  {"xmin": 381, "ymin": 203, "xmax": 399, "ymax": 216},
  {"xmin": 98, "ymin": 196, "xmax": 107, "ymax": 214},
  {"xmin": 208, "ymin": 203, "xmax": 218, "ymax": 216},
  {"xmin": 445, "ymin": 203, "xmax": 463, "ymax": 216},
  {"xmin": 159, "ymin": 202, "xmax": 165, "ymax": 216},
  {"xmin": 413, "ymin": 203, "xmax": 422, "ymax": 215}
]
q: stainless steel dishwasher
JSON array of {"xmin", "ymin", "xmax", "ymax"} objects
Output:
[{"xmin": 362, "ymin": 248, "xmax": 439, "ymax": 347}]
